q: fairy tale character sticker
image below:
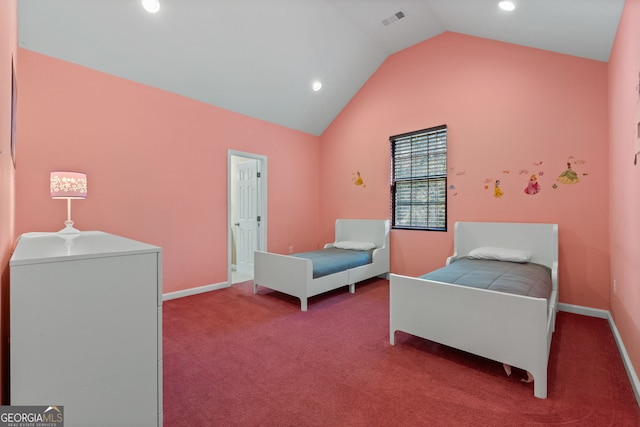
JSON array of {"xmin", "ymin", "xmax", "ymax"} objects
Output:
[
  {"xmin": 493, "ymin": 180, "xmax": 504, "ymax": 198},
  {"xmin": 352, "ymin": 171, "xmax": 366, "ymax": 187},
  {"xmin": 524, "ymin": 174, "xmax": 540, "ymax": 195},
  {"xmin": 557, "ymin": 162, "xmax": 580, "ymax": 185}
]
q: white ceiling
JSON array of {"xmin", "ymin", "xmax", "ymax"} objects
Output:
[{"xmin": 17, "ymin": 0, "xmax": 625, "ymax": 136}]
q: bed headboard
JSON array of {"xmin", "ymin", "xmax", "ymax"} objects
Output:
[
  {"xmin": 452, "ymin": 221, "xmax": 558, "ymax": 270},
  {"xmin": 334, "ymin": 219, "xmax": 390, "ymax": 249}
]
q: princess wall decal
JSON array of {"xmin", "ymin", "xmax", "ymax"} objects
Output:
[
  {"xmin": 493, "ymin": 180, "xmax": 504, "ymax": 198},
  {"xmin": 524, "ymin": 174, "xmax": 541, "ymax": 195},
  {"xmin": 557, "ymin": 162, "xmax": 580, "ymax": 185}
]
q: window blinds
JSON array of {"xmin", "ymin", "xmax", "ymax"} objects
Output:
[{"xmin": 391, "ymin": 125, "xmax": 447, "ymax": 231}]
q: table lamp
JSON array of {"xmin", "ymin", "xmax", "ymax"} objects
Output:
[{"xmin": 50, "ymin": 171, "xmax": 87, "ymax": 234}]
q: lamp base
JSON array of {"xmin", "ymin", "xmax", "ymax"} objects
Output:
[{"xmin": 58, "ymin": 221, "xmax": 81, "ymax": 234}]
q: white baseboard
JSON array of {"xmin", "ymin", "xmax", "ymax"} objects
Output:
[
  {"xmin": 558, "ymin": 302, "xmax": 609, "ymax": 319},
  {"xmin": 608, "ymin": 311, "xmax": 640, "ymax": 407},
  {"xmin": 162, "ymin": 281, "xmax": 230, "ymax": 301},
  {"xmin": 559, "ymin": 303, "xmax": 640, "ymax": 407}
]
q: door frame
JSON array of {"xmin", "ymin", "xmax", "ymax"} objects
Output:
[{"xmin": 227, "ymin": 150, "xmax": 268, "ymax": 285}]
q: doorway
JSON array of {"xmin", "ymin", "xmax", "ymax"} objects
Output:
[{"xmin": 228, "ymin": 150, "xmax": 267, "ymax": 285}]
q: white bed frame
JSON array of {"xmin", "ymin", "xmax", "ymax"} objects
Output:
[
  {"xmin": 254, "ymin": 219, "xmax": 390, "ymax": 311},
  {"xmin": 390, "ymin": 221, "xmax": 558, "ymax": 398}
]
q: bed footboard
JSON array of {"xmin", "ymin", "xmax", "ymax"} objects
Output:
[
  {"xmin": 254, "ymin": 251, "xmax": 352, "ymax": 311},
  {"xmin": 254, "ymin": 251, "xmax": 313, "ymax": 311},
  {"xmin": 390, "ymin": 273, "xmax": 551, "ymax": 398}
]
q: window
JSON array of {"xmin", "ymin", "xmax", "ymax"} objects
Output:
[{"xmin": 390, "ymin": 125, "xmax": 447, "ymax": 231}]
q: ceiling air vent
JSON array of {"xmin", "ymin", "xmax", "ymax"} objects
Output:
[{"xmin": 380, "ymin": 10, "xmax": 406, "ymax": 26}]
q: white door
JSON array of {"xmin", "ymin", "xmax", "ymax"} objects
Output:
[{"xmin": 235, "ymin": 159, "xmax": 259, "ymax": 275}]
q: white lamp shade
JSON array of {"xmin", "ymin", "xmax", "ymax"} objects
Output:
[{"xmin": 50, "ymin": 171, "xmax": 87, "ymax": 199}]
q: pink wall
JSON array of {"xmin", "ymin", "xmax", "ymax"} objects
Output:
[
  {"xmin": 0, "ymin": 0, "xmax": 17, "ymax": 404},
  {"xmin": 15, "ymin": 49, "xmax": 321, "ymax": 294},
  {"xmin": 608, "ymin": 0, "xmax": 640, "ymax": 386},
  {"xmin": 320, "ymin": 32, "xmax": 610, "ymax": 309}
]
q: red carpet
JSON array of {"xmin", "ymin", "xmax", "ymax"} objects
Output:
[{"xmin": 163, "ymin": 279, "xmax": 640, "ymax": 426}]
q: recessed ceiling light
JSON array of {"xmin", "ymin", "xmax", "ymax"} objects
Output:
[
  {"xmin": 142, "ymin": 0, "xmax": 160, "ymax": 13},
  {"xmin": 498, "ymin": 1, "xmax": 515, "ymax": 11},
  {"xmin": 312, "ymin": 81, "xmax": 322, "ymax": 92}
]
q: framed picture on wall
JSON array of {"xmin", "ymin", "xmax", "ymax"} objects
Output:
[{"xmin": 10, "ymin": 56, "xmax": 17, "ymax": 169}]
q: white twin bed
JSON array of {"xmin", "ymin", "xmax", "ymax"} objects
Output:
[
  {"xmin": 390, "ymin": 221, "xmax": 558, "ymax": 399},
  {"xmin": 254, "ymin": 219, "xmax": 390, "ymax": 311}
]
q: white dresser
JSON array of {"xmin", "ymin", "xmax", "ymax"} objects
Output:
[{"xmin": 10, "ymin": 231, "xmax": 162, "ymax": 427}]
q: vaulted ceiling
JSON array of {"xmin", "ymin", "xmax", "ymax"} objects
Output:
[{"xmin": 17, "ymin": 0, "xmax": 625, "ymax": 136}]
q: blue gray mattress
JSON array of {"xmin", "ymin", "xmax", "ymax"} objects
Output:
[
  {"xmin": 292, "ymin": 247, "xmax": 373, "ymax": 279},
  {"xmin": 419, "ymin": 258, "xmax": 552, "ymax": 299}
]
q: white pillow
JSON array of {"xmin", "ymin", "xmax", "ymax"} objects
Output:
[
  {"xmin": 333, "ymin": 240, "xmax": 376, "ymax": 251},
  {"xmin": 467, "ymin": 246, "xmax": 531, "ymax": 263}
]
